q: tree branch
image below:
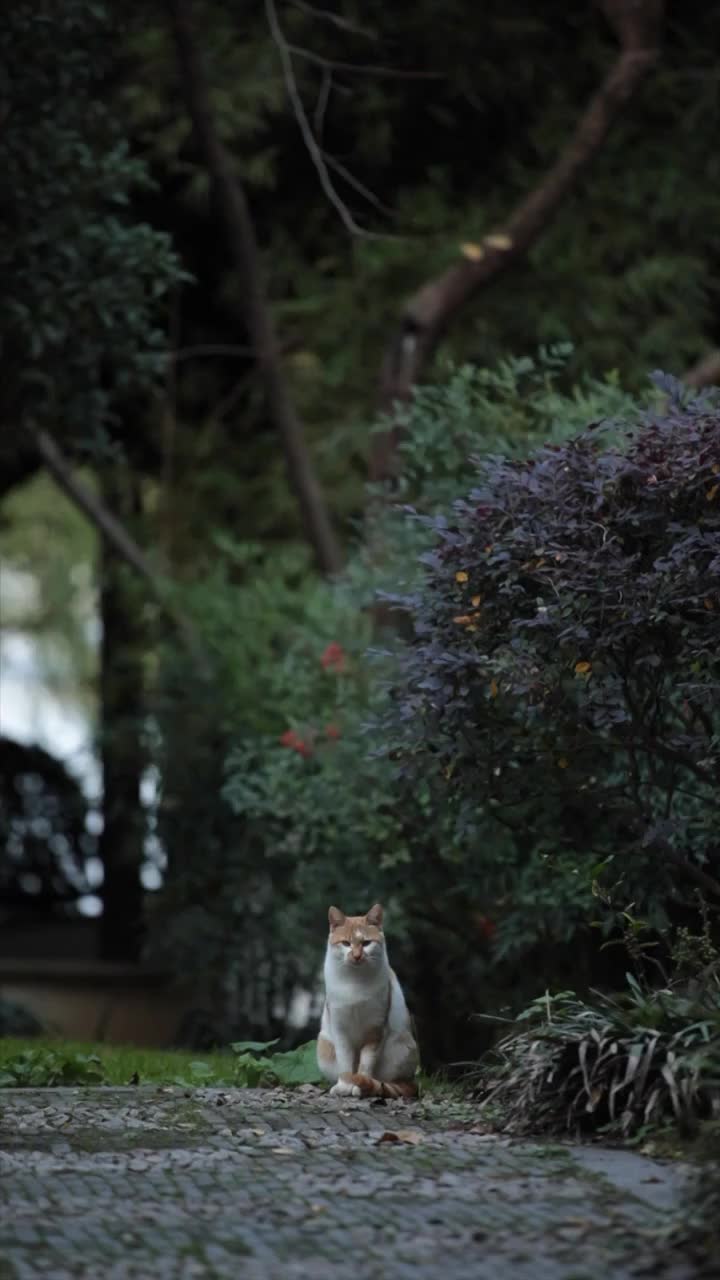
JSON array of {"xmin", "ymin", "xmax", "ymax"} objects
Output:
[
  {"xmin": 166, "ymin": 0, "xmax": 343, "ymax": 575},
  {"xmin": 659, "ymin": 845, "xmax": 720, "ymax": 903},
  {"xmin": 264, "ymin": 0, "xmax": 379, "ymax": 238},
  {"xmin": 372, "ymin": 0, "xmax": 664, "ymax": 482},
  {"xmin": 32, "ymin": 428, "xmax": 210, "ymax": 676},
  {"xmin": 684, "ymin": 349, "xmax": 720, "ymax": 390}
]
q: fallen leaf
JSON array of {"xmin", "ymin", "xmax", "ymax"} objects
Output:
[
  {"xmin": 460, "ymin": 242, "xmax": 485, "ymax": 261},
  {"xmin": 252, "ymin": 1127, "xmax": 266, "ymax": 1136},
  {"xmin": 377, "ymin": 1128, "xmax": 423, "ymax": 1145},
  {"xmin": 455, "ymin": 570, "xmax": 469, "ymax": 583},
  {"xmin": 557, "ymin": 757, "xmax": 569, "ymax": 769},
  {"xmin": 706, "ymin": 484, "xmax": 719, "ymax": 502},
  {"xmin": 271, "ymin": 1147, "xmax": 296, "ymax": 1155},
  {"xmin": 471, "ymin": 595, "xmax": 482, "ymax": 607},
  {"xmin": 704, "ymin": 597, "xmax": 714, "ymax": 611},
  {"xmin": 490, "ymin": 679, "xmax": 498, "ymax": 699},
  {"xmin": 574, "ymin": 660, "xmax": 592, "ymax": 675}
]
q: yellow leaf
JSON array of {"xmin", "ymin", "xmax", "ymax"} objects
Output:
[
  {"xmin": 453, "ymin": 615, "xmax": 473, "ymax": 625},
  {"xmin": 574, "ymin": 661, "xmax": 592, "ymax": 675},
  {"xmin": 706, "ymin": 484, "xmax": 719, "ymax": 502},
  {"xmin": 490, "ymin": 679, "xmax": 498, "ymax": 699},
  {"xmin": 460, "ymin": 242, "xmax": 485, "ymax": 261},
  {"xmin": 484, "ymin": 233, "xmax": 513, "ymax": 251},
  {"xmin": 455, "ymin": 570, "xmax": 469, "ymax": 583},
  {"xmin": 557, "ymin": 757, "xmax": 569, "ymax": 769},
  {"xmin": 290, "ymin": 350, "xmax": 321, "ymax": 373},
  {"xmin": 471, "ymin": 595, "xmax": 482, "ymax": 607}
]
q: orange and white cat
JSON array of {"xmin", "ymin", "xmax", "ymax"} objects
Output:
[{"xmin": 317, "ymin": 903, "xmax": 419, "ymax": 1099}]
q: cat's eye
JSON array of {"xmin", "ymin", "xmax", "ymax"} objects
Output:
[
  {"xmin": 340, "ymin": 940, "xmax": 351, "ymax": 947},
  {"xmin": 361, "ymin": 939, "xmax": 373, "ymax": 947}
]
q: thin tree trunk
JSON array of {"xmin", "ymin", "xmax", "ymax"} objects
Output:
[
  {"xmin": 372, "ymin": 0, "xmax": 664, "ymax": 482},
  {"xmin": 166, "ymin": 0, "xmax": 342, "ymax": 575},
  {"xmin": 33, "ymin": 426, "xmax": 209, "ymax": 674},
  {"xmin": 98, "ymin": 469, "xmax": 147, "ymax": 963}
]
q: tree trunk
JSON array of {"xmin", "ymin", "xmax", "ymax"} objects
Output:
[
  {"xmin": 166, "ymin": 0, "xmax": 343, "ymax": 576},
  {"xmin": 98, "ymin": 468, "xmax": 147, "ymax": 963}
]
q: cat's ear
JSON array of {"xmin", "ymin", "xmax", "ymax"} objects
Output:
[
  {"xmin": 328, "ymin": 906, "xmax": 345, "ymax": 929},
  {"xmin": 365, "ymin": 903, "xmax": 383, "ymax": 928}
]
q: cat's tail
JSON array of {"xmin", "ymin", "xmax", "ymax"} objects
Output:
[{"xmin": 344, "ymin": 1073, "xmax": 418, "ymax": 1100}]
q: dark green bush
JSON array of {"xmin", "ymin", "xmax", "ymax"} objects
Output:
[{"xmin": 388, "ymin": 379, "xmax": 720, "ymax": 950}]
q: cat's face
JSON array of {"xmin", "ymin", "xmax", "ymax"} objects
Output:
[{"xmin": 327, "ymin": 904, "xmax": 385, "ymax": 970}]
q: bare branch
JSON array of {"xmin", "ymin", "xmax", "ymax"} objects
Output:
[
  {"xmin": 289, "ymin": 0, "xmax": 376, "ymax": 40},
  {"xmin": 166, "ymin": 0, "xmax": 342, "ymax": 575},
  {"xmin": 32, "ymin": 427, "xmax": 211, "ymax": 675},
  {"xmin": 168, "ymin": 343, "xmax": 254, "ymax": 362},
  {"xmin": 286, "ymin": 44, "xmax": 445, "ymax": 80},
  {"xmin": 684, "ymin": 349, "xmax": 720, "ymax": 390},
  {"xmin": 264, "ymin": 0, "xmax": 376, "ymax": 238},
  {"xmin": 372, "ymin": 0, "xmax": 665, "ymax": 482},
  {"xmin": 313, "ymin": 63, "xmax": 332, "ymax": 142},
  {"xmin": 324, "ymin": 154, "xmax": 396, "ymax": 217},
  {"xmin": 659, "ymin": 845, "xmax": 720, "ymax": 902}
]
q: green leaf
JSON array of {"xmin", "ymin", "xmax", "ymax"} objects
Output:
[{"xmin": 229, "ymin": 1038, "xmax": 280, "ymax": 1055}]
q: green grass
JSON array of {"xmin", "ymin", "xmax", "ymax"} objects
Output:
[
  {"xmin": 0, "ymin": 1037, "xmax": 449, "ymax": 1093},
  {"xmin": 0, "ymin": 1037, "xmax": 242, "ymax": 1086}
]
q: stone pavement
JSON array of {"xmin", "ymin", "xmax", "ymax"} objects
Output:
[{"xmin": 0, "ymin": 1086, "xmax": 700, "ymax": 1280}]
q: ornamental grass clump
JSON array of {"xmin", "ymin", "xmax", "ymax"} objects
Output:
[{"xmin": 475, "ymin": 967, "xmax": 720, "ymax": 1137}]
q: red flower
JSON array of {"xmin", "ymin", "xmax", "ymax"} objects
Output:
[
  {"xmin": 320, "ymin": 642, "xmax": 346, "ymax": 674},
  {"xmin": 325, "ymin": 723, "xmax": 341, "ymax": 740},
  {"xmin": 279, "ymin": 729, "xmax": 313, "ymax": 757},
  {"xmin": 477, "ymin": 915, "xmax": 497, "ymax": 942}
]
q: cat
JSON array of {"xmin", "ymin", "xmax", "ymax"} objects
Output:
[{"xmin": 316, "ymin": 902, "xmax": 419, "ymax": 1098}]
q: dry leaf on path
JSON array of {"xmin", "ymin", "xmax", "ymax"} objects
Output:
[{"xmin": 376, "ymin": 1129, "xmax": 423, "ymax": 1146}]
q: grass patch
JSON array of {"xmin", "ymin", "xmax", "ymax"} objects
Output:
[
  {"xmin": 0, "ymin": 1037, "xmax": 240, "ymax": 1087},
  {"xmin": 0, "ymin": 1036, "xmax": 328, "ymax": 1088},
  {"xmin": 0, "ymin": 1035, "xmax": 436, "ymax": 1094}
]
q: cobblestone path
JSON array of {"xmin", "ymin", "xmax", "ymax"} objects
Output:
[{"xmin": 0, "ymin": 1086, "xmax": 697, "ymax": 1280}]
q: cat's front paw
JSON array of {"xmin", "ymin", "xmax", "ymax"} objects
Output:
[{"xmin": 329, "ymin": 1077, "xmax": 355, "ymax": 1097}]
